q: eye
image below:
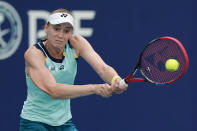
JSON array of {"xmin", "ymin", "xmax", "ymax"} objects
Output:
[
  {"xmin": 64, "ymin": 29, "xmax": 71, "ymax": 33},
  {"xmin": 53, "ymin": 27, "xmax": 60, "ymax": 31}
]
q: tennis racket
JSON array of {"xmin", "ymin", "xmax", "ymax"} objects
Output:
[{"xmin": 120, "ymin": 36, "xmax": 189, "ymax": 86}]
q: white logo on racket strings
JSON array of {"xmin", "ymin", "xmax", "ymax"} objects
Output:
[
  {"xmin": 145, "ymin": 67, "xmax": 150, "ymax": 72},
  {"xmin": 0, "ymin": 1, "xmax": 22, "ymax": 60}
]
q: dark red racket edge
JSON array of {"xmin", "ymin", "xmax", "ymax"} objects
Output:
[
  {"xmin": 124, "ymin": 36, "xmax": 189, "ymax": 84},
  {"xmin": 160, "ymin": 36, "xmax": 189, "ymax": 84},
  {"xmin": 124, "ymin": 38, "xmax": 162, "ymax": 84},
  {"xmin": 124, "ymin": 38, "xmax": 160, "ymax": 84}
]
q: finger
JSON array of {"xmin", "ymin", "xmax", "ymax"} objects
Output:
[
  {"xmin": 113, "ymin": 79, "xmax": 120, "ymax": 87},
  {"xmin": 106, "ymin": 84, "xmax": 113, "ymax": 92},
  {"xmin": 104, "ymin": 84, "xmax": 113, "ymax": 97},
  {"xmin": 97, "ymin": 84, "xmax": 107, "ymax": 98},
  {"xmin": 114, "ymin": 91, "xmax": 123, "ymax": 94},
  {"xmin": 105, "ymin": 84, "xmax": 113, "ymax": 96}
]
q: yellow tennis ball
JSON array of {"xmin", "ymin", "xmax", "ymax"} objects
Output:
[{"xmin": 165, "ymin": 59, "xmax": 179, "ymax": 72}]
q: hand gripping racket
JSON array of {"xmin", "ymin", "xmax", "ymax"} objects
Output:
[{"xmin": 120, "ymin": 36, "xmax": 189, "ymax": 86}]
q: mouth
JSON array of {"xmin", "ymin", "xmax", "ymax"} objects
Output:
[{"xmin": 55, "ymin": 40, "xmax": 63, "ymax": 44}]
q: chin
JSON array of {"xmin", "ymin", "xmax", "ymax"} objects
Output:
[{"xmin": 56, "ymin": 42, "xmax": 66, "ymax": 48}]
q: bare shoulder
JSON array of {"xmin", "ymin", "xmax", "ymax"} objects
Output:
[
  {"xmin": 70, "ymin": 34, "xmax": 92, "ymax": 47},
  {"xmin": 70, "ymin": 34, "xmax": 84, "ymax": 43},
  {"xmin": 24, "ymin": 46, "xmax": 45, "ymax": 67},
  {"xmin": 69, "ymin": 34, "xmax": 93, "ymax": 56}
]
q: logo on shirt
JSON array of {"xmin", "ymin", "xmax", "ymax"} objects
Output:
[
  {"xmin": 48, "ymin": 65, "xmax": 65, "ymax": 71},
  {"xmin": 59, "ymin": 65, "xmax": 64, "ymax": 70},
  {"xmin": 0, "ymin": 1, "xmax": 22, "ymax": 60}
]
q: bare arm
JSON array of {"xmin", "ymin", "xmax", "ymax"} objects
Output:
[
  {"xmin": 25, "ymin": 46, "xmax": 112, "ymax": 99},
  {"xmin": 69, "ymin": 35, "xmax": 119, "ymax": 84},
  {"xmin": 69, "ymin": 35, "xmax": 128, "ymax": 94}
]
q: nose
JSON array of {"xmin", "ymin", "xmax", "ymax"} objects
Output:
[{"xmin": 57, "ymin": 30, "xmax": 64, "ymax": 38}]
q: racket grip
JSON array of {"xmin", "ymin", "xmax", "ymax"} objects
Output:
[{"xmin": 119, "ymin": 79, "xmax": 128, "ymax": 87}]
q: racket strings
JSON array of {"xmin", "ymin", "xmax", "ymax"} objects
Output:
[{"xmin": 140, "ymin": 39, "xmax": 186, "ymax": 84}]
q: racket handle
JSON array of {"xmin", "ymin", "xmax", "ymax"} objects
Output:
[{"xmin": 119, "ymin": 79, "xmax": 128, "ymax": 87}]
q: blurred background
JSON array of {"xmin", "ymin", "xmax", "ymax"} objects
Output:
[{"xmin": 0, "ymin": 0, "xmax": 196, "ymax": 130}]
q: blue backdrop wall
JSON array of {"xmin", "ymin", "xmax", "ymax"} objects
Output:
[{"xmin": 0, "ymin": 0, "xmax": 195, "ymax": 131}]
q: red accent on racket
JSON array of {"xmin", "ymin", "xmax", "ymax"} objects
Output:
[{"xmin": 120, "ymin": 36, "xmax": 189, "ymax": 86}]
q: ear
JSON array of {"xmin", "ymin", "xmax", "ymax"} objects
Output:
[{"xmin": 44, "ymin": 23, "xmax": 48, "ymax": 33}]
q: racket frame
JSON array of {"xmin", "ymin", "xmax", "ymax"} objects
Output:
[{"xmin": 122, "ymin": 36, "xmax": 189, "ymax": 85}]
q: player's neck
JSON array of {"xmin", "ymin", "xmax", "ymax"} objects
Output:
[{"xmin": 44, "ymin": 41, "xmax": 64, "ymax": 59}]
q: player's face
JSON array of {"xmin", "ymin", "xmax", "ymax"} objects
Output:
[{"xmin": 45, "ymin": 23, "xmax": 73, "ymax": 48}]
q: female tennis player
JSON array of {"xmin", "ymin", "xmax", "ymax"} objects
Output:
[{"xmin": 20, "ymin": 8, "xmax": 128, "ymax": 131}]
